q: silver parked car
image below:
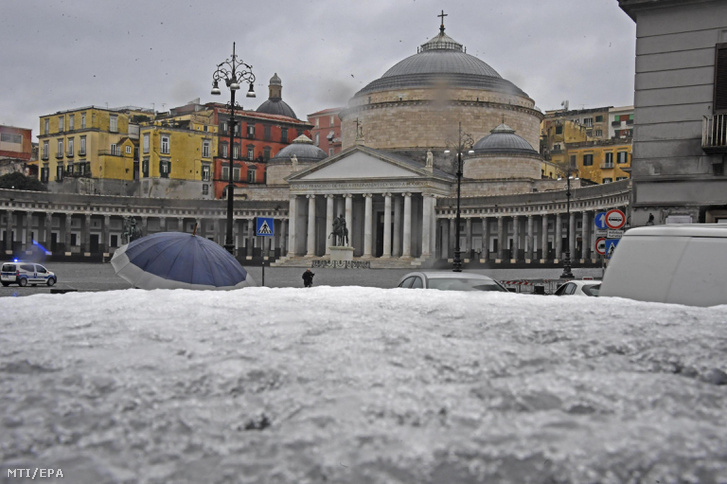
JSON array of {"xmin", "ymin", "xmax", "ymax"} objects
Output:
[
  {"xmin": 397, "ymin": 271, "xmax": 508, "ymax": 292},
  {"xmin": 553, "ymin": 280, "xmax": 601, "ymax": 296}
]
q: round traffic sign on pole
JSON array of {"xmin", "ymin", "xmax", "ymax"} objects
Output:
[
  {"xmin": 595, "ymin": 237, "xmax": 606, "ymax": 256},
  {"xmin": 605, "ymin": 209, "xmax": 626, "ymax": 230}
]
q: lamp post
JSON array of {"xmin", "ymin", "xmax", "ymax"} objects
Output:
[
  {"xmin": 559, "ymin": 169, "xmax": 576, "ymax": 279},
  {"xmin": 211, "ymin": 42, "xmax": 256, "ymax": 254},
  {"xmin": 445, "ymin": 123, "xmax": 474, "ymax": 272}
]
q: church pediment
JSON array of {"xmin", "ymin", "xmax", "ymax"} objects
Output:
[{"xmin": 287, "ymin": 146, "xmax": 451, "ymax": 183}]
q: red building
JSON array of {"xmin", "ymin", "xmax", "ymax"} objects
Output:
[
  {"xmin": 210, "ymin": 74, "xmax": 312, "ymax": 198},
  {"xmin": 308, "ymin": 107, "xmax": 343, "ymax": 157},
  {"xmin": 0, "ymin": 125, "xmax": 34, "ymax": 177}
]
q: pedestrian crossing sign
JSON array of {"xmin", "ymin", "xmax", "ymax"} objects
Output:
[{"xmin": 255, "ymin": 217, "xmax": 274, "ymax": 237}]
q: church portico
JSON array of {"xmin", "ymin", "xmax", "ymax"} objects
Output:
[{"xmin": 281, "ymin": 145, "xmax": 455, "ymax": 266}]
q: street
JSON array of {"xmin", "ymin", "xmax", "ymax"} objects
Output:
[{"xmin": 0, "ymin": 261, "xmax": 604, "ymax": 297}]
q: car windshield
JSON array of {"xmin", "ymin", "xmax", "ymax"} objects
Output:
[
  {"xmin": 583, "ymin": 284, "xmax": 601, "ymax": 296},
  {"xmin": 428, "ymin": 277, "xmax": 505, "ymax": 292}
]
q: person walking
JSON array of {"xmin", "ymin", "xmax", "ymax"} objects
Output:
[{"xmin": 302, "ymin": 269, "xmax": 315, "ymax": 288}]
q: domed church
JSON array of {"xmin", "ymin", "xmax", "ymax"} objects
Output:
[
  {"xmin": 339, "ymin": 15, "xmax": 542, "ymax": 173},
  {"xmin": 256, "ymin": 73, "xmax": 297, "ymax": 119},
  {"xmin": 278, "ymin": 13, "xmax": 628, "ymax": 267}
]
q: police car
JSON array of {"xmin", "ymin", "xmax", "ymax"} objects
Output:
[{"xmin": 0, "ymin": 261, "xmax": 57, "ymax": 287}]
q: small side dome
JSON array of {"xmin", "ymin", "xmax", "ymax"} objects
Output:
[
  {"xmin": 272, "ymin": 135, "xmax": 327, "ymax": 162},
  {"xmin": 256, "ymin": 72, "xmax": 297, "ymax": 118},
  {"xmin": 473, "ymin": 123, "xmax": 538, "ymax": 155}
]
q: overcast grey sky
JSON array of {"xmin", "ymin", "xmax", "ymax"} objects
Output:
[{"xmin": 1, "ymin": 0, "xmax": 636, "ymax": 141}]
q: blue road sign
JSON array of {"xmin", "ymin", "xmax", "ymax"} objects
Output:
[
  {"xmin": 255, "ymin": 217, "xmax": 274, "ymax": 237},
  {"xmin": 605, "ymin": 238, "xmax": 619, "ymax": 258},
  {"xmin": 594, "ymin": 211, "xmax": 608, "ymax": 230}
]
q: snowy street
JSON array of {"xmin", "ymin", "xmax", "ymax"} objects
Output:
[{"xmin": 1, "ymin": 287, "xmax": 726, "ymax": 483}]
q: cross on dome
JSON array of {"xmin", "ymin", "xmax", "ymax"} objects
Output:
[{"xmin": 438, "ymin": 10, "xmax": 448, "ymax": 34}]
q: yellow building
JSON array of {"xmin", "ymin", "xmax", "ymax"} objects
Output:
[
  {"xmin": 38, "ymin": 106, "xmax": 152, "ymax": 192},
  {"xmin": 540, "ymin": 105, "xmax": 633, "ymax": 183},
  {"xmin": 138, "ymin": 106, "xmax": 218, "ymax": 198},
  {"xmin": 567, "ymin": 140, "xmax": 632, "ymax": 184}
]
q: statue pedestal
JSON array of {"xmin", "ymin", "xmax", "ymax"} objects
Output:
[{"xmin": 329, "ymin": 246, "xmax": 354, "ymax": 262}]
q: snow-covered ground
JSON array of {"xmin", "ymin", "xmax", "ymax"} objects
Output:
[{"xmin": 1, "ymin": 287, "xmax": 726, "ymax": 484}]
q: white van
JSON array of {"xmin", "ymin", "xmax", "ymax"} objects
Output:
[
  {"xmin": 600, "ymin": 224, "xmax": 727, "ymax": 307},
  {"xmin": 0, "ymin": 261, "xmax": 57, "ymax": 287}
]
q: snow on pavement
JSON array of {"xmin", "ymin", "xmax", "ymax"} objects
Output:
[{"xmin": 1, "ymin": 287, "xmax": 726, "ymax": 483}]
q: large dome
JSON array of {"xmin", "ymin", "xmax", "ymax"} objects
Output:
[{"xmin": 355, "ymin": 28, "xmax": 527, "ymax": 97}]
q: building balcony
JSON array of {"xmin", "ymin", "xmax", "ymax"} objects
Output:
[
  {"xmin": 702, "ymin": 114, "xmax": 727, "ymax": 153},
  {"xmin": 98, "ymin": 150, "xmax": 122, "ymax": 157},
  {"xmin": 601, "ymin": 163, "xmax": 614, "ymax": 170}
]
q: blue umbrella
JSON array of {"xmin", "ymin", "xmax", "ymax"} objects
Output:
[{"xmin": 111, "ymin": 232, "xmax": 256, "ymax": 290}]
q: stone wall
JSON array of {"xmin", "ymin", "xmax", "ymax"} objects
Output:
[
  {"xmin": 341, "ymin": 97, "xmax": 542, "ymax": 159},
  {"xmin": 464, "ymin": 154, "xmax": 542, "ymax": 180}
]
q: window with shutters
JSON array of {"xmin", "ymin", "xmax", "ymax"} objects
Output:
[{"xmin": 715, "ymin": 43, "xmax": 727, "ymax": 112}]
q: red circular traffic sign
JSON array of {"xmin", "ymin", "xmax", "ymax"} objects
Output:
[
  {"xmin": 605, "ymin": 209, "xmax": 626, "ymax": 230},
  {"xmin": 595, "ymin": 237, "xmax": 606, "ymax": 255}
]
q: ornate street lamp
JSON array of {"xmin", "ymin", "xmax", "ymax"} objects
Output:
[
  {"xmin": 211, "ymin": 42, "xmax": 256, "ymax": 254},
  {"xmin": 558, "ymin": 168, "xmax": 577, "ymax": 279},
  {"xmin": 445, "ymin": 122, "xmax": 474, "ymax": 272}
]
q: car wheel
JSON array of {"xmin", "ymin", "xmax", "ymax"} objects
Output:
[
  {"xmin": 47, "ymin": 278, "xmax": 56, "ymax": 287},
  {"xmin": 19, "ymin": 278, "xmax": 28, "ymax": 287},
  {"xmin": 1, "ymin": 282, "xmax": 8, "ymax": 287}
]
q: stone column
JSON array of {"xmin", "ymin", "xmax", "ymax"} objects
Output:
[
  {"xmin": 421, "ymin": 193, "xmax": 433, "ymax": 258},
  {"xmin": 541, "ymin": 215, "xmax": 549, "ymax": 261},
  {"xmin": 448, "ymin": 218, "xmax": 456, "ymax": 258},
  {"xmin": 497, "ymin": 216, "xmax": 504, "ymax": 261},
  {"xmin": 392, "ymin": 195, "xmax": 402, "ymax": 257},
  {"xmin": 526, "ymin": 215, "xmax": 534, "ymax": 261},
  {"xmin": 25, "ymin": 211, "xmax": 34, "ymax": 251},
  {"xmin": 103, "ymin": 215, "xmax": 110, "ymax": 252},
  {"xmin": 280, "ymin": 219, "xmax": 288, "ymax": 254},
  {"xmin": 325, "ymin": 194, "xmax": 334, "ymax": 254},
  {"xmin": 581, "ymin": 211, "xmax": 590, "ymax": 261},
  {"xmin": 344, "ymin": 194, "xmax": 353, "ymax": 246},
  {"xmin": 306, "ymin": 195, "xmax": 316, "ymax": 257},
  {"xmin": 287, "ymin": 195, "xmax": 297, "ymax": 256},
  {"xmin": 177, "ymin": 217, "xmax": 185, "ymax": 232},
  {"xmin": 64, "ymin": 214, "xmax": 72, "ymax": 253},
  {"xmin": 363, "ymin": 193, "xmax": 373, "ymax": 257},
  {"xmin": 4, "ymin": 210, "xmax": 14, "ymax": 254},
  {"xmin": 246, "ymin": 218, "xmax": 255, "ymax": 257},
  {"xmin": 430, "ymin": 197, "xmax": 437, "ymax": 256},
  {"xmin": 465, "ymin": 217, "xmax": 472, "ymax": 259},
  {"xmin": 555, "ymin": 213, "xmax": 562, "ymax": 261},
  {"xmin": 512, "ymin": 215, "xmax": 520, "ymax": 262},
  {"xmin": 44, "ymin": 212, "xmax": 53, "ymax": 252},
  {"xmin": 382, "ymin": 193, "xmax": 392, "ymax": 258},
  {"xmin": 402, "ymin": 192, "xmax": 412, "ymax": 258},
  {"xmin": 83, "ymin": 213, "xmax": 92, "ymax": 255},
  {"xmin": 481, "ymin": 217, "xmax": 489, "ymax": 260},
  {"xmin": 569, "ymin": 212, "xmax": 576, "ymax": 260}
]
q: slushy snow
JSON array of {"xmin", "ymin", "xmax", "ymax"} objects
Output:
[{"xmin": 1, "ymin": 287, "xmax": 726, "ymax": 483}]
